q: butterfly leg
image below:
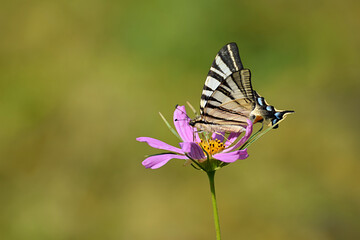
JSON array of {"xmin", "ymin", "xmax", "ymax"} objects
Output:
[{"xmin": 193, "ymin": 129, "xmax": 206, "ymax": 142}]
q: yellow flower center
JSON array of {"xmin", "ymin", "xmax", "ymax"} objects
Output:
[{"xmin": 199, "ymin": 139, "xmax": 225, "ymax": 156}]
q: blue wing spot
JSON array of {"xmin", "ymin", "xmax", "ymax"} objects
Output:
[
  {"xmin": 266, "ymin": 106, "xmax": 274, "ymax": 112},
  {"xmin": 274, "ymin": 112, "xmax": 282, "ymax": 119},
  {"xmin": 257, "ymin": 97, "xmax": 265, "ymax": 106}
]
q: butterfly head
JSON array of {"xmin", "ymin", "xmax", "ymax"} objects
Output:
[
  {"xmin": 189, "ymin": 118, "xmax": 197, "ymax": 127},
  {"xmin": 189, "ymin": 117, "xmax": 210, "ymax": 131}
]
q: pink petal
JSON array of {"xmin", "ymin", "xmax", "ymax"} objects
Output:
[
  {"xmin": 212, "ymin": 132, "xmax": 225, "ymax": 142},
  {"xmin": 137, "ymin": 137, "xmax": 184, "ymax": 154},
  {"xmin": 179, "ymin": 142, "xmax": 206, "ymax": 160},
  {"xmin": 224, "ymin": 132, "xmax": 241, "ymax": 147},
  {"xmin": 173, "ymin": 106, "xmax": 199, "ymax": 142},
  {"xmin": 223, "ymin": 120, "xmax": 253, "ymax": 152},
  {"xmin": 142, "ymin": 154, "xmax": 188, "ymax": 169},
  {"xmin": 213, "ymin": 149, "xmax": 249, "ymax": 163}
]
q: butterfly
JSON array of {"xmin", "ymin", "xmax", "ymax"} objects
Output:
[{"xmin": 189, "ymin": 42, "xmax": 294, "ymax": 133}]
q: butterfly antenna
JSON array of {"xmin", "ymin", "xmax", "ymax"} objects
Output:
[{"xmin": 174, "ymin": 104, "xmax": 191, "ymax": 122}]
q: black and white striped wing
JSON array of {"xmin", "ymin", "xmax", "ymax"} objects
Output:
[
  {"xmin": 203, "ymin": 69, "xmax": 255, "ymax": 127},
  {"xmin": 200, "ymin": 43, "xmax": 243, "ymax": 114},
  {"xmin": 200, "ymin": 43, "xmax": 255, "ymax": 129}
]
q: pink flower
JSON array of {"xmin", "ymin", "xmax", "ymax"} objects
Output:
[{"xmin": 136, "ymin": 106, "xmax": 253, "ymax": 169}]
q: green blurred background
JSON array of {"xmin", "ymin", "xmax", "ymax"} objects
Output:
[{"xmin": 1, "ymin": 0, "xmax": 359, "ymax": 239}]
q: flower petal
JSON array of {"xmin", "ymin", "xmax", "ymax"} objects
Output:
[
  {"xmin": 137, "ymin": 137, "xmax": 184, "ymax": 154},
  {"xmin": 224, "ymin": 132, "xmax": 241, "ymax": 147},
  {"xmin": 142, "ymin": 154, "xmax": 188, "ymax": 169},
  {"xmin": 213, "ymin": 149, "xmax": 249, "ymax": 163},
  {"xmin": 223, "ymin": 120, "xmax": 253, "ymax": 152},
  {"xmin": 179, "ymin": 142, "xmax": 206, "ymax": 160},
  {"xmin": 212, "ymin": 132, "xmax": 225, "ymax": 142},
  {"xmin": 173, "ymin": 106, "xmax": 199, "ymax": 142}
]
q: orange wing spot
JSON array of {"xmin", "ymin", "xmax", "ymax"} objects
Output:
[{"xmin": 253, "ymin": 115, "xmax": 263, "ymax": 124}]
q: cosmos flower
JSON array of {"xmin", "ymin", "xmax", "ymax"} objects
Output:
[{"xmin": 136, "ymin": 105, "xmax": 253, "ymax": 170}]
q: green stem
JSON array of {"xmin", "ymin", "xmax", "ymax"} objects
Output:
[{"xmin": 207, "ymin": 171, "xmax": 221, "ymax": 240}]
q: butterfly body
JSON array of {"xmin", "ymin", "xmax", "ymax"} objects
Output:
[{"xmin": 189, "ymin": 43, "xmax": 293, "ymax": 133}]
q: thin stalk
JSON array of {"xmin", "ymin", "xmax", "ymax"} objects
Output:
[
  {"xmin": 240, "ymin": 123, "xmax": 264, "ymax": 150},
  {"xmin": 207, "ymin": 171, "xmax": 221, "ymax": 240},
  {"xmin": 159, "ymin": 112, "xmax": 182, "ymax": 141}
]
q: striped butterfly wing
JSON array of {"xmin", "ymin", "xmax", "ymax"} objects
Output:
[
  {"xmin": 199, "ymin": 43, "xmax": 255, "ymax": 132},
  {"xmin": 191, "ymin": 42, "xmax": 294, "ymax": 133}
]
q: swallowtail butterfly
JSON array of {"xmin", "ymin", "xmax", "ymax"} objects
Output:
[{"xmin": 189, "ymin": 43, "xmax": 294, "ymax": 133}]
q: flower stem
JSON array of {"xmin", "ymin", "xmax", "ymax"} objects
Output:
[{"xmin": 207, "ymin": 171, "xmax": 221, "ymax": 240}]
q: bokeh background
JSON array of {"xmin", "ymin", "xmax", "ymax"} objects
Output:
[{"xmin": 1, "ymin": 0, "xmax": 359, "ymax": 239}]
